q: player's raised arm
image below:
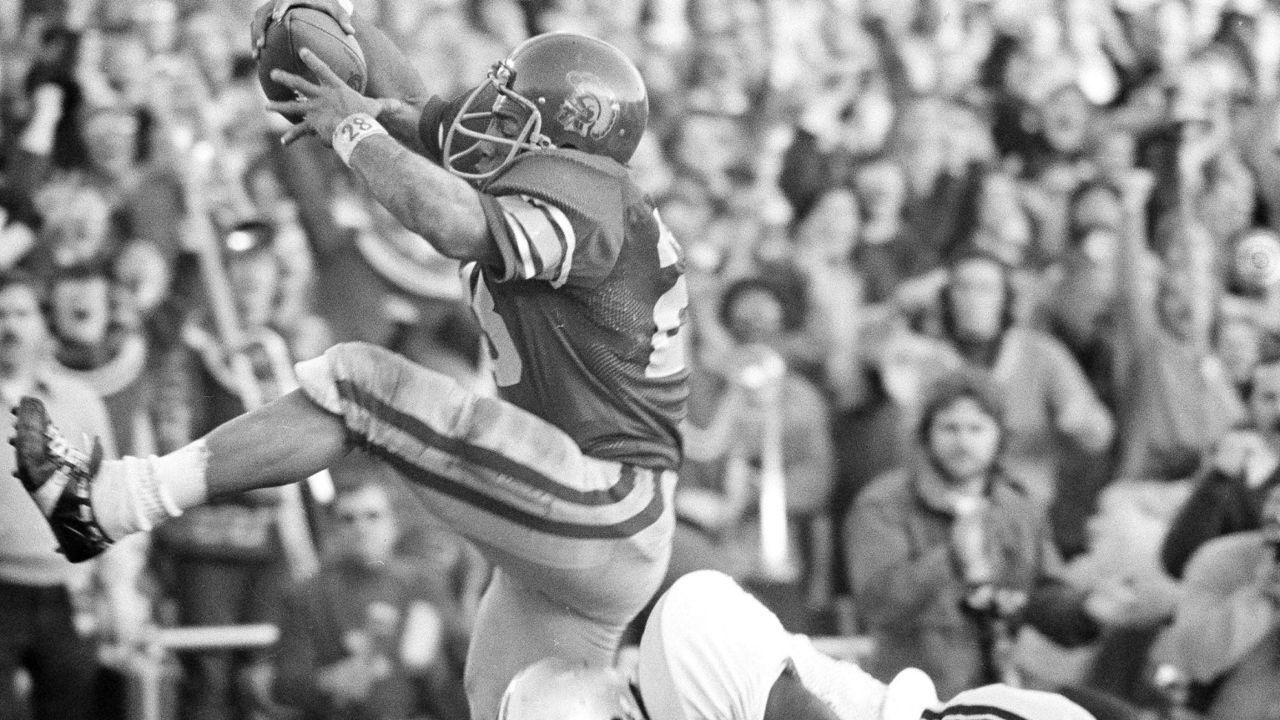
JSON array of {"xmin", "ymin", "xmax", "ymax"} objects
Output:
[
  {"xmin": 266, "ymin": 50, "xmax": 498, "ymax": 264},
  {"xmin": 251, "ymin": 0, "xmax": 432, "ymax": 153},
  {"xmin": 252, "ymin": 0, "xmax": 426, "ymax": 100}
]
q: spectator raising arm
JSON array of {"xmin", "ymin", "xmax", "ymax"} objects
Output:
[{"xmin": 1042, "ymin": 332, "xmax": 1114, "ymax": 455}]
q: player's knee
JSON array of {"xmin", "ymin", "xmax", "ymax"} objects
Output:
[
  {"xmin": 294, "ymin": 353, "xmax": 343, "ymax": 415},
  {"xmin": 326, "ymin": 341, "xmax": 405, "ymax": 378},
  {"xmin": 297, "ymin": 342, "xmax": 407, "ymax": 407}
]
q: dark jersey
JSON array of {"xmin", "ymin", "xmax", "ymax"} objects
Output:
[{"xmin": 464, "ymin": 149, "xmax": 689, "ymax": 469}]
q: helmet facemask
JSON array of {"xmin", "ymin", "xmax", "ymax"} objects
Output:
[{"xmin": 443, "ymin": 61, "xmax": 553, "ymax": 182}]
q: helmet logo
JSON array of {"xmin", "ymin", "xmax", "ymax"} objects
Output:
[{"xmin": 556, "ymin": 71, "xmax": 620, "ymax": 142}]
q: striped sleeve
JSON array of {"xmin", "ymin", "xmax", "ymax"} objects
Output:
[{"xmin": 492, "ymin": 194, "xmax": 577, "ymax": 287}]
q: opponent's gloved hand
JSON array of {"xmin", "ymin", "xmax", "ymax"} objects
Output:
[{"xmin": 249, "ymin": 0, "xmax": 355, "ymax": 58}]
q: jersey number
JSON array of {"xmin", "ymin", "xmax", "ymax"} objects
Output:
[
  {"xmin": 645, "ymin": 211, "xmax": 688, "ymax": 378},
  {"xmin": 469, "ymin": 211, "xmax": 688, "ymax": 387}
]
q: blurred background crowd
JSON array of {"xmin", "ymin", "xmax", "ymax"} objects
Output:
[{"xmin": 3, "ymin": 0, "xmax": 1280, "ymax": 718}]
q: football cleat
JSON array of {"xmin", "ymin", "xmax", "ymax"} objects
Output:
[{"xmin": 11, "ymin": 397, "xmax": 112, "ymax": 562}]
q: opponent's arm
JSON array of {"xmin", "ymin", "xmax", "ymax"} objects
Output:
[{"xmin": 267, "ymin": 51, "xmax": 499, "ymax": 265}]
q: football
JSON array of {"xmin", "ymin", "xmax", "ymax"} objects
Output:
[{"xmin": 257, "ymin": 7, "xmax": 367, "ymax": 123}]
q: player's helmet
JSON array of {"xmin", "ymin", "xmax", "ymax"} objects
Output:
[
  {"xmin": 443, "ymin": 32, "xmax": 649, "ymax": 182},
  {"xmin": 498, "ymin": 658, "xmax": 646, "ymax": 720}
]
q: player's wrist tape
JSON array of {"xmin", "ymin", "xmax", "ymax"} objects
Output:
[{"xmin": 333, "ymin": 113, "xmax": 387, "ymax": 167}]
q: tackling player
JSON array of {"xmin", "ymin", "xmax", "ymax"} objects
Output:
[
  {"xmin": 500, "ymin": 570, "xmax": 1097, "ymax": 720},
  {"xmin": 10, "ymin": 4, "xmax": 688, "ymax": 719}
]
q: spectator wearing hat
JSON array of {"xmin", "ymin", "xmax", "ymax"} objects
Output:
[{"xmin": 845, "ymin": 371, "xmax": 1101, "ymax": 699}]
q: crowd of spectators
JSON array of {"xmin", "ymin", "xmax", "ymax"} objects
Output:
[{"xmin": 3, "ymin": 0, "xmax": 1280, "ymax": 718}]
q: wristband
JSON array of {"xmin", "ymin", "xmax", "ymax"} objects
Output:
[{"xmin": 332, "ymin": 113, "xmax": 387, "ymax": 167}]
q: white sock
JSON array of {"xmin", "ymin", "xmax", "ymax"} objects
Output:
[
  {"xmin": 91, "ymin": 441, "xmax": 210, "ymax": 540},
  {"xmin": 149, "ymin": 440, "xmax": 211, "ymax": 512}
]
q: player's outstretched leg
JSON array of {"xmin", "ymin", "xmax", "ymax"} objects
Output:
[
  {"xmin": 10, "ymin": 389, "xmax": 351, "ymax": 562},
  {"xmin": 294, "ymin": 341, "xmax": 676, "ymax": 720}
]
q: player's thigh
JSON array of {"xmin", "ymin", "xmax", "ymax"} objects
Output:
[
  {"xmin": 295, "ymin": 342, "xmax": 590, "ymax": 486},
  {"xmin": 463, "ymin": 497, "xmax": 674, "ymax": 625},
  {"xmin": 298, "ymin": 342, "xmax": 677, "ymax": 613},
  {"xmin": 464, "ymin": 569, "xmax": 624, "ymax": 720}
]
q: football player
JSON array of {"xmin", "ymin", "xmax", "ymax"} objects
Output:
[
  {"xmin": 10, "ymin": 3, "xmax": 688, "ymax": 719},
  {"xmin": 499, "ymin": 570, "xmax": 1097, "ymax": 720}
]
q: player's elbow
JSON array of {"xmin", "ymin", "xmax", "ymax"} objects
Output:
[
  {"xmin": 427, "ymin": 221, "xmax": 493, "ymax": 262},
  {"xmin": 397, "ymin": 194, "xmax": 492, "ymax": 262}
]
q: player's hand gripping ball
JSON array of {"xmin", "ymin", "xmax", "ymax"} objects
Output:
[{"xmin": 257, "ymin": 7, "xmax": 366, "ymax": 123}]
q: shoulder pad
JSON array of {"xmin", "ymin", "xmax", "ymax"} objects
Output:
[{"xmin": 486, "ymin": 150, "xmax": 629, "ymax": 238}]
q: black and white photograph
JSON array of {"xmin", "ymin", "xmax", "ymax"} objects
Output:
[{"xmin": 1, "ymin": 0, "xmax": 1279, "ymax": 718}]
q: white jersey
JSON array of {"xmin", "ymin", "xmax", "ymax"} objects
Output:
[
  {"xmin": 636, "ymin": 570, "xmax": 897, "ymax": 720},
  {"xmin": 629, "ymin": 570, "xmax": 1096, "ymax": 720}
]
